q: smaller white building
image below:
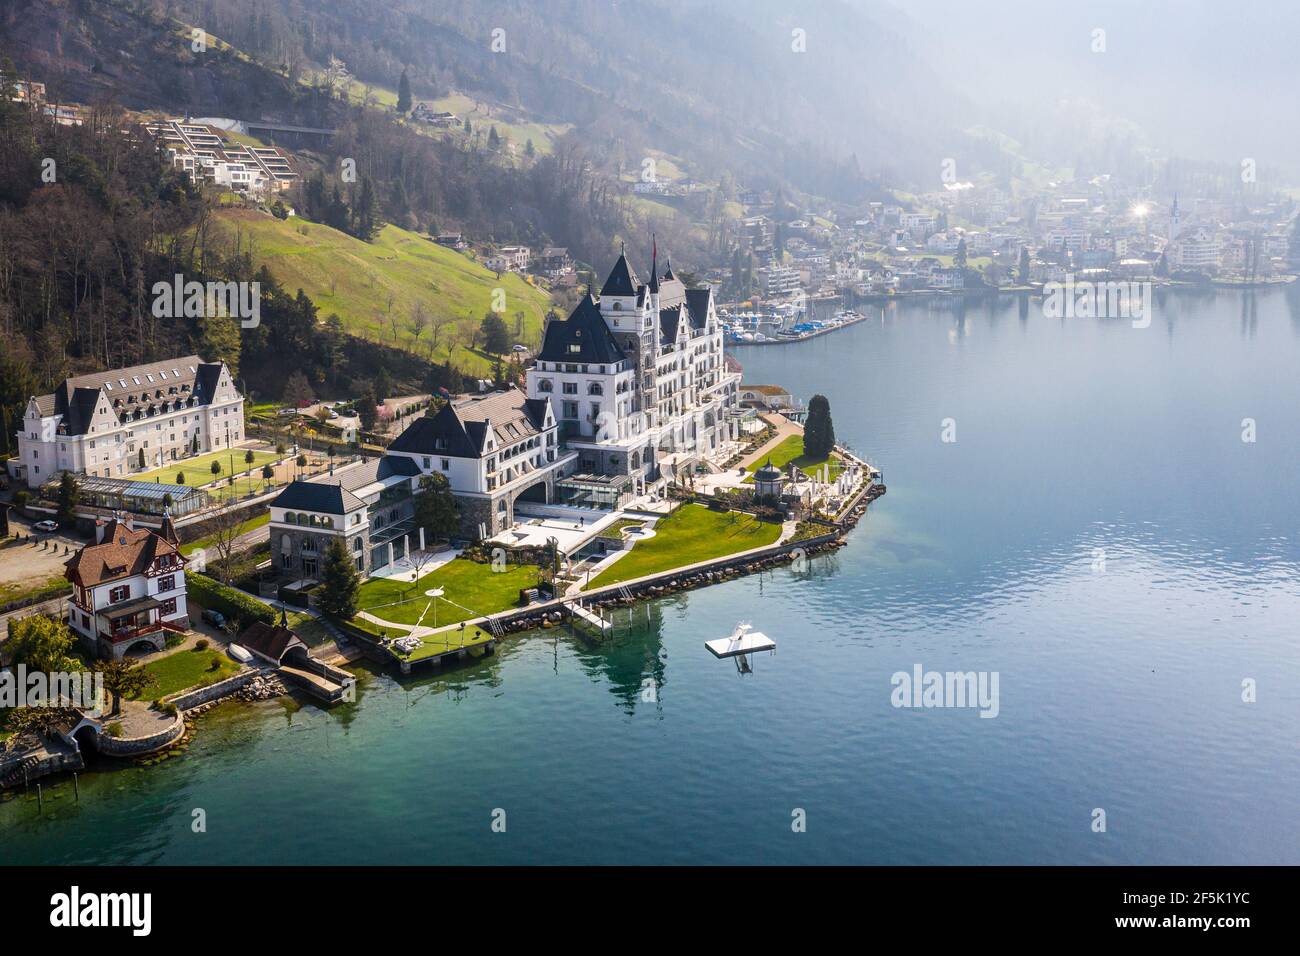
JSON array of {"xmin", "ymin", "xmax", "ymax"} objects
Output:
[{"xmin": 64, "ymin": 514, "xmax": 189, "ymax": 659}]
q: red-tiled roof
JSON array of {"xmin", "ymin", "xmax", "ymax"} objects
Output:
[{"xmin": 65, "ymin": 521, "xmax": 184, "ymax": 588}]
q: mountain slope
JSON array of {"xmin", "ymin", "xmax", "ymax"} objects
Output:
[{"xmin": 211, "ymin": 210, "xmax": 551, "ymax": 373}]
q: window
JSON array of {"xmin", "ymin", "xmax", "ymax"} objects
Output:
[
  {"xmin": 109, "ymin": 585, "xmax": 130, "ymax": 603},
  {"xmin": 562, "ymin": 382, "xmax": 577, "ymax": 395},
  {"xmin": 537, "ymin": 379, "xmax": 553, "ymax": 393},
  {"xmin": 159, "ymin": 598, "xmax": 177, "ymax": 616},
  {"xmin": 588, "ymin": 383, "xmax": 603, "ymax": 395},
  {"xmin": 158, "ymin": 575, "xmax": 176, "ymax": 592},
  {"xmin": 353, "ymin": 538, "xmax": 363, "ymax": 552},
  {"xmin": 441, "ymin": 458, "xmax": 449, "ymax": 470},
  {"xmin": 563, "ymin": 402, "xmax": 578, "ymax": 418}
]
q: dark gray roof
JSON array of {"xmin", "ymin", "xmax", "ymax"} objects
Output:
[
  {"xmin": 388, "ymin": 390, "xmax": 547, "ymax": 459},
  {"xmin": 34, "ymin": 356, "xmax": 226, "ymax": 435},
  {"xmin": 272, "ymin": 481, "xmax": 365, "ymax": 515},
  {"xmin": 659, "ymin": 306, "xmax": 682, "ymax": 343},
  {"xmin": 601, "ymin": 251, "xmax": 639, "ymax": 297},
  {"xmin": 685, "ymin": 288, "xmax": 712, "ymax": 330},
  {"xmin": 537, "ymin": 294, "xmax": 627, "ymax": 364},
  {"xmin": 388, "ymin": 405, "xmax": 480, "ymax": 458}
]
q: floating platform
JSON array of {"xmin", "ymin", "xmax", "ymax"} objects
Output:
[{"xmin": 706, "ymin": 627, "xmax": 775, "ymax": 659}]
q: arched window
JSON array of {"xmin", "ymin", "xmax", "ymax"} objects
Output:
[
  {"xmin": 630, "ymin": 451, "xmax": 640, "ymax": 469},
  {"xmin": 588, "ymin": 382, "xmax": 603, "ymax": 395},
  {"xmin": 280, "ymin": 534, "xmax": 292, "ymax": 554},
  {"xmin": 538, "ymin": 379, "xmax": 553, "ymax": 393},
  {"xmin": 353, "ymin": 537, "xmax": 363, "ymax": 552}
]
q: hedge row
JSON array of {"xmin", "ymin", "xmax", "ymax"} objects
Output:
[{"xmin": 185, "ymin": 571, "xmax": 276, "ymax": 628}]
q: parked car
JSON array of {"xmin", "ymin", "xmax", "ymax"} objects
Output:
[
  {"xmin": 201, "ymin": 608, "xmax": 226, "ymax": 628},
  {"xmin": 33, "ymin": 519, "xmax": 58, "ymax": 532},
  {"xmin": 512, "ymin": 344, "xmax": 529, "ymax": 352}
]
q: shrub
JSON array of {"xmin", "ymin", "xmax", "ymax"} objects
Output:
[
  {"xmin": 194, "ymin": 638, "xmax": 209, "ymax": 651},
  {"xmin": 164, "ymin": 634, "xmax": 184, "ymax": 649},
  {"xmin": 184, "ymin": 572, "xmax": 275, "ymax": 629},
  {"xmin": 153, "ymin": 700, "xmax": 178, "ymax": 716},
  {"xmin": 105, "ymin": 721, "xmax": 124, "ymax": 738}
]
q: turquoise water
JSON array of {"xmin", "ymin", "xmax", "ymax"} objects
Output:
[{"xmin": 4, "ymin": 289, "xmax": 1299, "ymax": 865}]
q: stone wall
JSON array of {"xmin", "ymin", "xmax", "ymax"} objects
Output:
[
  {"xmin": 167, "ymin": 669, "xmax": 258, "ymax": 711},
  {"xmin": 96, "ymin": 712, "xmax": 185, "ymax": 756}
]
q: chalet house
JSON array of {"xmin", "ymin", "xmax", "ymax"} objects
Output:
[
  {"xmin": 64, "ymin": 514, "xmax": 189, "ymax": 659},
  {"xmin": 12, "ymin": 356, "xmax": 244, "ymax": 489}
]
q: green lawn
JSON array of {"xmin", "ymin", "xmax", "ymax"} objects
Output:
[
  {"xmin": 585, "ymin": 503, "xmax": 782, "ymax": 589},
  {"xmin": 0, "ymin": 573, "xmax": 70, "ymax": 608},
  {"xmin": 135, "ymin": 449, "xmax": 279, "ymax": 487},
  {"xmin": 356, "ymin": 558, "xmax": 539, "ymax": 630},
  {"xmin": 210, "ymin": 211, "xmax": 552, "ymax": 376},
  {"xmin": 138, "ymin": 646, "xmax": 240, "ymax": 699},
  {"xmin": 746, "ymin": 434, "xmax": 842, "ymax": 481},
  {"xmin": 181, "ymin": 512, "xmax": 271, "ymax": 556}
]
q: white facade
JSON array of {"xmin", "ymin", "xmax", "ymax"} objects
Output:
[{"xmin": 15, "ymin": 358, "xmax": 244, "ymax": 488}]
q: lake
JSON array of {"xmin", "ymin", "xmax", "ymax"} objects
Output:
[{"xmin": 4, "ymin": 288, "xmax": 1299, "ymax": 865}]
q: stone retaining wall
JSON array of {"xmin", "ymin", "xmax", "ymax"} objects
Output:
[
  {"xmin": 167, "ymin": 670, "xmax": 258, "ymax": 712},
  {"xmin": 96, "ymin": 713, "xmax": 185, "ymax": 756}
]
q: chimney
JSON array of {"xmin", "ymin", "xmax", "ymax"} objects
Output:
[
  {"xmin": 124, "ymin": 514, "xmax": 135, "ymax": 532},
  {"xmin": 95, "ymin": 518, "xmax": 106, "ymax": 545}
]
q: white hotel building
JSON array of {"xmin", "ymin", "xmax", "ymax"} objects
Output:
[
  {"xmin": 12, "ymin": 356, "xmax": 245, "ymax": 488},
  {"xmin": 524, "ymin": 247, "xmax": 741, "ymax": 482}
]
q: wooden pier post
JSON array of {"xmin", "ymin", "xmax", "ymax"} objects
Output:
[
  {"xmin": 36, "ymin": 783, "xmax": 43, "ymax": 811},
  {"xmin": 74, "ymin": 773, "xmax": 79, "ymax": 801}
]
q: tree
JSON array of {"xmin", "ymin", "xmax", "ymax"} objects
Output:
[
  {"xmin": 3, "ymin": 707, "xmax": 82, "ymax": 753},
  {"xmin": 397, "ymin": 68, "xmax": 412, "ymax": 114},
  {"xmin": 176, "ymin": 471, "xmax": 185, "ymax": 484},
  {"xmin": 261, "ymin": 464, "xmax": 274, "ymax": 483},
  {"xmin": 356, "ymin": 384, "xmax": 379, "ymax": 431},
  {"xmin": 479, "ymin": 313, "xmax": 510, "ymax": 354},
  {"xmin": 318, "ymin": 538, "xmax": 361, "ymax": 618},
  {"xmin": 96, "ymin": 658, "xmax": 157, "ymax": 716},
  {"xmin": 6, "ymin": 615, "xmax": 79, "ymax": 674},
  {"xmin": 283, "ymin": 370, "xmax": 315, "ymax": 408},
  {"xmin": 1018, "ymin": 246, "xmax": 1031, "ymax": 284},
  {"xmin": 414, "ymin": 472, "xmax": 460, "ymax": 542},
  {"xmin": 210, "ymin": 460, "xmax": 222, "ymax": 476},
  {"xmin": 137, "ymin": 448, "xmax": 146, "ymax": 469},
  {"xmin": 56, "ymin": 472, "xmax": 80, "ymax": 527},
  {"xmin": 954, "ymin": 238, "xmax": 968, "ymax": 270},
  {"xmin": 244, "ymin": 449, "xmax": 255, "ymax": 467},
  {"xmin": 206, "ymin": 507, "xmax": 245, "ymax": 583},
  {"xmin": 803, "ymin": 394, "xmax": 836, "ymax": 458}
]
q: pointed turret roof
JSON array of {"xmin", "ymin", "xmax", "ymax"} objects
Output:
[{"xmin": 601, "ymin": 243, "xmax": 640, "ymax": 297}]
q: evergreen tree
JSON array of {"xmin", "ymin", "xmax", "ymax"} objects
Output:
[
  {"xmin": 803, "ymin": 394, "xmax": 836, "ymax": 458},
  {"xmin": 1018, "ymin": 246, "xmax": 1031, "ymax": 283},
  {"xmin": 356, "ymin": 384, "xmax": 379, "ymax": 431},
  {"xmin": 397, "ymin": 68, "xmax": 412, "ymax": 114},
  {"xmin": 414, "ymin": 473, "xmax": 460, "ymax": 541},
  {"xmin": 318, "ymin": 538, "xmax": 361, "ymax": 619},
  {"xmin": 56, "ymin": 472, "xmax": 79, "ymax": 527},
  {"xmin": 480, "ymin": 313, "xmax": 510, "ymax": 354},
  {"xmin": 954, "ymin": 238, "xmax": 968, "ymax": 270}
]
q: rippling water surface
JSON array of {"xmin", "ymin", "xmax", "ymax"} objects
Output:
[{"xmin": 4, "ymin": 289, "xmax": 1299, "ymax": 864}]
